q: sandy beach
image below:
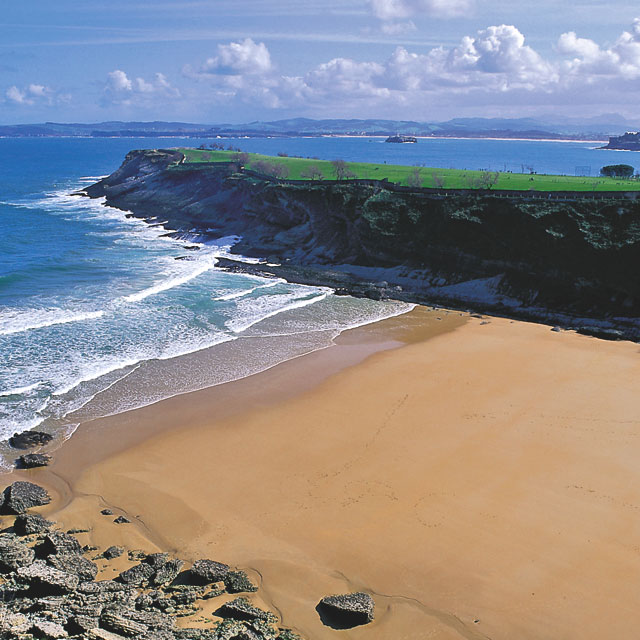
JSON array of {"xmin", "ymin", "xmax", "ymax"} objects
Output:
[{"xmin": 6, "ymin": 307, "xmax": 640, "ymax": 639}]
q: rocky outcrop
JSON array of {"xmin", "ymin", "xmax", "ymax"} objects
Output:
[
  {"xmin": 84, "ymin": 150, "xmax": 640, "ymax": 341},
  {"xmin": 317, "ymin": 592, "xmax": 375, "ymax": 628},
  {"xmin": 0, "ymin": 483, "xmax": 305, "ymax": 640},
  {"xmin": 9, "ymin": 430, "xmax": 53, "ymax": 450},
  {"xmin": 17, "ymin": 453, "xmax": 51, "ymax": 468},
  {"xmin": 2, "ymin": 481, "xmax": 51, "ymax": 514}
]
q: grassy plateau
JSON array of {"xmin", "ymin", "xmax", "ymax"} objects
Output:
[{"xmin": 177, "ymin": 148, "xmax": 640, "ymax": 192}]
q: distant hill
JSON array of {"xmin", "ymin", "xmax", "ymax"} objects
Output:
[{"xmin": 1, "ymin": 115, "xmax": 638, "ymax": 140}]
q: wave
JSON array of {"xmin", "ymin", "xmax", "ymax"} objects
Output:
[
  {"xmin": 212, "ymin": 280, "xmax": 282, "ymax": 301},
  {"xmin": 227, "ymin": 291, "xmax": 330, "ymax": 333},
  {"xmin": 0, "ymin": 309, "xmax": 105, "ymax": 336},
  {"xmin": 122, "ymin": 258, "xmax": 218, "ymax": 303},
  {"xmin": 0, "ymin": 382, "xmax": 42, "ymax": 397}
]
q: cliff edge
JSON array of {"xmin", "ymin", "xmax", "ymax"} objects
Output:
[{"xmin": 84, "ymin": 149, "xmax": 640, "ymax": 341}]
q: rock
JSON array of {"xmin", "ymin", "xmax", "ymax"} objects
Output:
[
  {"xmin": 118, "ymin": 562, "xmax": 155, "ymax": 587},
  {"xmin": 224, "ymin": 569, "xmax": 258, "ymax": 593},
  {"xmin": 152, "ymin": 558, "xmax": 184, "ymax": 586},
  {"xmin": 2, "ymin": 612, "xmax": 31, "ymax": 635},
  {"xmin": 317, "ymin": 592, "xmax": 374, "ymax": 628},
  {"xmin": 2, "ymin": 481, "xmax": 51, "ymax": 514},
  {"xmin": 67, "ymin": 615, "xmax": 100, "ymax": 634},
  {"xmin": 190, "ymin": 558, "xmax": 230, "ymax": 584},
  {"xmin": 103, "ymin": 545, "xmax": 124, "ymax": 560},
  {"xmin": 17, "ymin": 559, "xmax": 80, "ymax": 594},
  {"xmin": 101, "ymin": 509, "xmax": 114, "ymax": 516},
  {"xmin": 215, "ymin": 596, "xmax": 277, "ymax": 623},
  {"xmin": 113, "ymin": 515, "xmax": 130, "ymax": 524},
  {"xmin": 48, "ymin": 553, "xmax": 98, "ymax": 582},
  {"xmin": 31, "ymin": 618, "xmax": 69, "ymax": 639},
  {"xmin": 101, "ymin": 610, "xmax": 149, "ymax": 636},
  {"xmin": 14, "ymin": 513, "xmax": 53, "ymax": 535},
  {"xmin": 87, "ymin": 629, "xmax": 128, "ymax": 640},
  {"xmin": 17, "ymin": 453, "xmax": 51, "ymax": 468},
  {"xmin": 9, "ymin": 430, "xmax": 53, "ymax": 449},
  {"xmin": 143, "ymin": 552, "xmax": 170, "ymax": 569},
  {"xmin": 0, "ymin": 537, "xmax": 35, "ymax": 572},
  {"xmin": 39, "ymin": 531, "xmax": 83, "ymax": 557}
]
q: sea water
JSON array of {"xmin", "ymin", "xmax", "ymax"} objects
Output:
[{"xmin": 0, "ymin": 135, "xmax": 632, "ymax": 461}]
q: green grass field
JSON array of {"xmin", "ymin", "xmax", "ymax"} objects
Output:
[{"xmin": 177, "ymin": 147, "xmax": 640, "ymax": 192}]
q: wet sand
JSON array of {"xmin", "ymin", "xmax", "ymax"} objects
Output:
[{"xmin": 8, "ymin": 308, "xmax": 640, "ymax": 639}]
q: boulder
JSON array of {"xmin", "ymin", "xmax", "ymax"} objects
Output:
[
  {"xmin": 17, "ymin": 559, "xmax": 80, "ymax": 594},
  {"xmin": 103, "ymin": 545, "xmax": 124, "ymax": 560},
  {"xmin": 113, "ymin": 515, "xmax": 130, "ymax": 524},
  {"xmin": 100, "ymin": 610, "xmax": 149, "ymax": 637},
  {"xmin": 17, "ymin": 453, "xmax": 51, "ymax": 468},
  {"xmin": 2, "ymin": 481, "xmax": 51, "ymax": 514},
  {"xmin": 14, "ymin": 513, "xmax": 53, "ymax": 535},
  {"xmin": 101, "ymin": 509, "xmax": 114, "ymax": 516},
  {"xmin": 317, "ymin": 592, "xmax": 375, "ymax": 629},
  {"xmin": 143, "ymin": 552, "xmax": 169, "ymax": 569},
  {"xmin": 48, "ymin": 553, "xmax": 98, "ymax": 582},
  {"xmin": 0, "ymin": 537, "xmax": 35, "ymax": 572},
  {"xmin": 39, "ymin": 531, "xmax": 83, "ymax": 557},
  {"xmin": 9, "ymin": 430, "xmax": 53, "ymax": 449},
  {"xmin": 118, "ymin": 562, "xmax": 154, "ymax": 587},
  {"xmin": 31, "ymin": 618, "xmax": 69, "ymax": 639},
  {"xmin": 152, "ymin": 558, "xmax": 184, "ymax": 586},
  {"xmin": 224, "ymin": 569, "xmax": 258, "ymax": 593},
  {"xmin": 215, "ymin": 596, "xmax": 277, "ymax": 623},
  {"xmin": 190, "ymin": 558, "xmax": 230, "ymax": 584}
]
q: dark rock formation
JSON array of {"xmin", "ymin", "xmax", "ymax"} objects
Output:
[
  {"xmin": 215, "ymin": 597, "xmax": 277, "ymax": 623},
  {"xmin": 0, "ymin": 538, "xmax": 35, "ymax": 572},
  {"xmin": 16, "ymin": 453, "xmax": 51, "ymax": 468},
  {"xmin": 224, "ymin": 569, "xmax": 258, "ymax": 593},
  {"xmin": 317, "ymin": 592, "xmax": 375, "ymax": 629},
  {"xmin": 2, "ymin": 481, "xmax": 51, "ymax": 514},
  {"xmin": 190, "ymin": 558, "xmax": 230, "ymax": 584},
  {"xmin": 100, "ymin": 508, "xmax": 114, "ymax": 516},
  {"xmin": 113, "ymin": 515, "xmax": 131, "ymax": 524},
  {"xmin": 0, "ymin": 485, "xmax": 304, "ymax": 640},
  {"xmin": 13, "ymin": 513, "xmax": 53, "ymax": 536},
  {"xmin": 48, "ymin": 553, "xmax": 98, "ymax": 582},
  {"xmin": 102, "ymin": 545, "xmax": 124, "ymax": 560},
  {"xmin": 38, "ymin": 532, "xmax": 83, "ymax": 557},
  {"xmin": 84, "ymin": 149, "xmax": 640, "ymax": 342},
  {"xmin": 17, "ymin": 559, "xmax": 80, "ymax": 594},
  {"xmin": 9, "ymin": 430, "xmax": 53, "ymax": 450}
]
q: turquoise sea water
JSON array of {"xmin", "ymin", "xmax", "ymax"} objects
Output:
[{"xmin": 0, "ymin": 136, "xmax": 634, "ymax": 456}]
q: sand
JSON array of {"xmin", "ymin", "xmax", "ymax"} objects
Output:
[{"xmin": 7, "ymin": 309, "xmax": 640, "ymax": 639}]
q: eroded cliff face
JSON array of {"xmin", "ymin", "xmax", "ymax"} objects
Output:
[{"xmin": 85, "ymin": 149, "xmax": 640, "ymax": 340}]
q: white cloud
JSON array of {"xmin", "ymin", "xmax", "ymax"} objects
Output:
[
  {"xmin": 194, "ymin": 38, "xmax": 272, "ymax": 76},
  {"xmin": 370, "ymin": 0, "xmax": 473, "ymax": 20},
  {"xmin": 103, "ymin": 70, "xmax": 180, "ymax": 106},
  {"xmin": 180, "ymin": 18, "xmax": 640, "ymax": 117},
  {"xmin": 5, "ymin": 83, "xmax": 67, "ymax": 106}
]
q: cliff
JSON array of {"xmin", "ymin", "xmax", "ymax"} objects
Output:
[
  {"xmin": 84, "ymin": 150, "xmax": 640, "ymax": 341},
  {"xmin": 603, "ymin": 132, "xmax": 640, "ymax": 151}
]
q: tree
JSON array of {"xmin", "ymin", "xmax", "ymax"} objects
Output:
[
  {"xmin": 231, "ymin": 151, "xmax": 249, "ymax": 166},
  {"xmin": 407, "ymin": 167, "xmax": 423, "ymax": 188},
  {"xmin": 600, "ymin": 164, "xmax": 634, "ymax": 178},
  {"xmin": 431, "ymin": 172, "xmax": 445, "ymax": 189},
  {"xmin": 478, "ymin": 170, "xmax": 500, "ymax": 189},
  {"xmin": 331, "ymin": 159, "xmax": 351, "ymax": 180},
  {"xmin": 300, "ymin": 165, "xmax": 324, "ymax": 180}
]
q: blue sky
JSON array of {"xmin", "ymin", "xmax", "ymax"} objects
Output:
[{"xmin": 2, "ymin": 0, "xmax": 640, "ymax": 123}]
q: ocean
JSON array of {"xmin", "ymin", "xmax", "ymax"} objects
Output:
[{"xmin": 0, "ymin": 135, "xmax": 633, "ymax": 465}]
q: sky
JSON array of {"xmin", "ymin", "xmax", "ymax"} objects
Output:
[{"xmin": 2, "ymin": 0, "xmax": 640, "ymax": 124}]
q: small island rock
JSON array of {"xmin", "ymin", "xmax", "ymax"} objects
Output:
[
  {"xmin": 2, "ymin": 481, "xmax": 51, "ymax": 514},
  {"xmin": 9, "ymin": 430, "xmax": 53, "ymax": 450}
]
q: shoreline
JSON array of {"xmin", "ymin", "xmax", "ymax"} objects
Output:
[{"xmin": 6, "ymin": 307, "xmax": 640, "ymax": 638}]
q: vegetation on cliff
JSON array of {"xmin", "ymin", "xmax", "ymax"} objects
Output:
[{"xmin": 179, "ymin": 148, "xmax": 640, "ymax": 192}]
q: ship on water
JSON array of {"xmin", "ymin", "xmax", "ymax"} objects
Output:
[{"xmin": 385, "ymin": 134, "xmax": 417, "ymax": 143}]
